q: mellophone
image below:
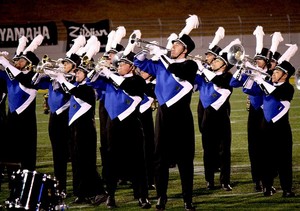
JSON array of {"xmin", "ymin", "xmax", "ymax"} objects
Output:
[{"xmin": 5, "ymin": 169, "xmax": 67, "ymax": 211}]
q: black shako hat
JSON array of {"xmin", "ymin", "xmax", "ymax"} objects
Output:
[
  {"xmin": 272, "ymin": 51, "xmax": 281, "ymax": 62},
  {"xmin": 172, "ymin": 34, "xmax": 195, "ymax": 55},
  {"xmin": 275, "ymin": 60, "xmax": 295, "ymax": 78},
  {"xmin": 62, "ymin": 53, "xmax": 81, "ymax": 67},
  {"xmin": 109, "ymin": 44, "xmax": 125, "ymax": 54},
  {"xmin": 20, "ymin": 51, "xmax": 40, "ymax": 66},
  {"xmin": 205, "ymin": 45, "xmax": 222, "ymax": 56},
  {"xmin": 119, "ymin": 51, "xmax": 136, "ymax": 65},
  {"xmin": 254, "ymin": 47, "xmax": 270, "ymax": 61}
]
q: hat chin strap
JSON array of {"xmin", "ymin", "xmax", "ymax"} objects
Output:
[
  {"xmin": 273, "ymin": 72, "xmax": 286, "ymax": 84},
  {"xmin": 212, "ymin": 63, "xmax": 225, "ymax": 72}
]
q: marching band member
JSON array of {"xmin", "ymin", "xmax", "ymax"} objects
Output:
[
  {"xmin": 134, "ymin": 33, "xmax": 198, "ymax": 211},
  {"xmin": 91, "ymin": 52, "xmax": 151, "ymax": 209},
  {"xmin": 139, "ymin": 70, "xmax": 156, "ymax": 190},
  {"xmin": 35, "ymin": 52, "xmax": 82, "ymax": 196},
  {"xmin": 92, "ymin": 28, "xmax": 125, "ymax": 185},
  {"xmin": 243, "ymin": 43, "xmax": 297, "ymax": 197},
  {"xmin": 0, "ymin": 35, "xmax": 43, "ymax": 173},
  {"xmin": 196, "ymin": 27, "xmax": 224, "ymax": 133},
  {"xmin": 230, "ymin": 26, "xmax": 278, "ymax": 193},
  {"xmin": 194, "ymin": 28, "xmax": 224, "ymax": 191},
  {"xmin": 55, "ymin": 62, "xmax": 108, "ymax": 206},
  {"xmin": 195, "ymin": 39, "xmax": 236, "ymax": 192}
]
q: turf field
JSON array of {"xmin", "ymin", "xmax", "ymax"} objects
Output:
[{"xmin": 0, "ymin": 80, "xmax": 300, "ymax": 210}]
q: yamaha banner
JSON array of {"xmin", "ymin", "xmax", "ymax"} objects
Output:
[
  {"xmin": 63, "ymin": 19, "xmax": 110, "ymax": 52},
  {"xmin": 0, "ymin": 21, "xmax": 58, "ymax": 47}
]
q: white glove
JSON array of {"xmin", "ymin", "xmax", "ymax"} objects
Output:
[
  {"xmin": 100, "ymin": 66, "xmax": 112, "ymax": 79},
  {"xmin": 147, "ymin": 44, "xmax": 164, "ymax": 57},
  {"xmin": 135, "ymin": 50, "xmax": 148, "ymax": 61},
  {"xmin": 195, "ymin": 60, "xmax": 205, "ymax": 73},
  {"xmin": 0, "ymin": 56, "xmax": 10, "ymax": 68},
  {"xmin": 56, "ymin": 72, "xmax": 66, "ymax": 84}
]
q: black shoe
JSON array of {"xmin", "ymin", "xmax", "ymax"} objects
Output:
[
  {"xmin": 90, "ymin": 193, "xmax": 108, "ymax": 206},
  {"xmin": 282, "ymin": 191, "xmax": 295, "ymax": 197},
  {"xmin": 106, "ymin": 196, "xmax": 117, "ymax": 209},
  {"xmin": 138, "ymin": 198, "xmax": 151, "ymax": 209},
  {"xmin": 184, "ymin": 202, "xmax": 196, "ymax": 211},
  {"xmin": 155, "ymin": 197, "xmax": 167, "ymax": 210},
  {"xmin": 263, "ymin": 187, "xmax": 273, "ymax": 197},
  {"xmin": 221, "ymin": 184, "xmax": 232, "ymax": 191},
  {"xmin": 206, "ymin": 181, "xmax": 215, "ymax": 190},
  {"xmin": 271, "ymin": 186, "xmax": 276, "ymax": 194}
]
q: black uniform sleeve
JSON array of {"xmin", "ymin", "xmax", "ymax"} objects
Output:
[
  {"xmin": 69, "ymin": 84, "xmax": 96, "ymax": 105},
  {"xmin": 271, "ymin": 82, "xmax": 294, "ymax": 102},
  {"xmin": 167, "ymin": 60, "xmax": 198, "ymax": 84},
  {"xmin": 119, "ymin": 75, "xmax": 146, "ymax": 98},
  {"xmin": 211, "ymin": 71, "xmax": 233, "ymax": 90},
  {"xmin": 15, "ymin": 71, "xmax": 38, "ymax": 89}
]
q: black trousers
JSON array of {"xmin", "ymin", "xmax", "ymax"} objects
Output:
[
  {"xmin": 154, "ymin": 104, "xmax": 195, "ymax": 203},
  {"xmin": 261, "ymin": 117, "xmax": 293, "ymax": 191},
  {"xmin": 105, "ymin": 114, "xmax": 149, "ymax": 199},
  {"xmin": 201, "ymin": 106, "xmax": 231, "ymax": 185},
  {"xmin": 48, "ymin": 110, "xmax": 70, "ymax": 191},
  {"xmin": 98, "ymin": 100, "xmax": 108, "ymax": 182},
  {"xmin": 247, "ymin": 105, "xmax": 264, "ymax": 184}
]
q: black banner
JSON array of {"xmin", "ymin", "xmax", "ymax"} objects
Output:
[
  {"xmin": 0, "ymin": 21, "xmax": 58, "ymax": 47},
  {"xmin": 63, "ymin": 19, "xmax": 110, "ymax": 52}
]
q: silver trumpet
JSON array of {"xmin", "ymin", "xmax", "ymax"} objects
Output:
[
  {"xmin": 187, "ymin": 54, "xmax": 206, "ymax": 63},
  {"xmin": 227, "ymin": 44, "xmax": 271, "ymax": 78},
  {"xmin": 32, "ymin": 55, "xmax": 71, "ymax": 84},
  {"xmin": 129, "ymin": 33, "xmax": 168, "ymax": 51}
]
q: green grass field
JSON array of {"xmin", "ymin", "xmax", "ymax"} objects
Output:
[{"xmin": 0, "ymin": 81, "xmax": 300, "ymax": 210}]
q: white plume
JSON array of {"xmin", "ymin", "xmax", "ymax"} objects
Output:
[
  {"xmin": 219, "ymin": 38, "xmax": 241, "ymax": 55},
  {"xmin": 66, "ymin": 35, "xmax": 86, "ymax": 57},
  {"xmin": 76, "ymin": 35, "xmax": 98, "ymax": 56},
  {"xmin": 105, "ymin": 30, "xmax": 116, "ymax": 52},
  {"xmin": 85, "ymin": 40, "xmax": 101, "ymax": 60},
  {"xmin": 23, "ymin": 34, "xmax": 44, "ymax": 54},
  {"xmin": 178, "ymin": 14, "xmax": 199, "ymax": 37},
  {"xmin": 111, "ymin": 26, "xmax": 126, "ymax": 49},
  {"xmin": 269, "ymin": 32, "xmax": 284, "ymax": 54},
  {"xmin": 253, "ymin": 26, "xmax": 265, "ymax": 54},
  {"xmin": 278, "ymin": 44, "xmax": 298, "ymax": 64},
  {"xmin": 124, "ymin": 30, "xmax": 141, "ymax": 56},
  {"xmin": 166, "ymin": 33, "xmax": 178, "ymax": 50},
  {"xmin": 209, "ymin": 27, "xmax": 225, "ymax": 49},
  {"xmin": 16, "ymin": 36, "xmax": 28, "ymax": 56}
]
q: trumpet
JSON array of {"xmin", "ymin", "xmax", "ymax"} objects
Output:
[
  {"xmin": 129, "ymin": 33, "xmax": 168, "ymax": 51},
  {"xmin": 228, "ymin": 44, "xmax": 271, "ymax": 78},
  {"xmin": 35, "ymin": 54, "xmax": 63, "ymax": 73},
  {"xmin": 187, "ymin": 54, "xmax": 206, "ymax": 63}
]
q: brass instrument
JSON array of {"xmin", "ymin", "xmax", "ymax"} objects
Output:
[
  {"xmin": 35, "ymin": 54, "xmax": 63, "ymax": 73},
  {"xmin": 187, "ymin": 54, "xmax": 206, "ymax": 63},
  {"xmin": 129, "ymin": 33, "xmax": 168, "ymax": 51},
  {"xmin": 81, "ymin": 55, "xmax": 95, "ymax": 70},
  {"xmin": 87, "ymin": 55, "xmax": 113, "ymax": 82},
  {"xmin": 295, "ymin": 67, "xmax": 300, "ymax": 90},
  {"xmin": 32, "ymin": 54, "xmax": 72, "ymax": 84},
  {"xmin": 227, "ymin": 44, "xmax": 270, "ymax": 78}
]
